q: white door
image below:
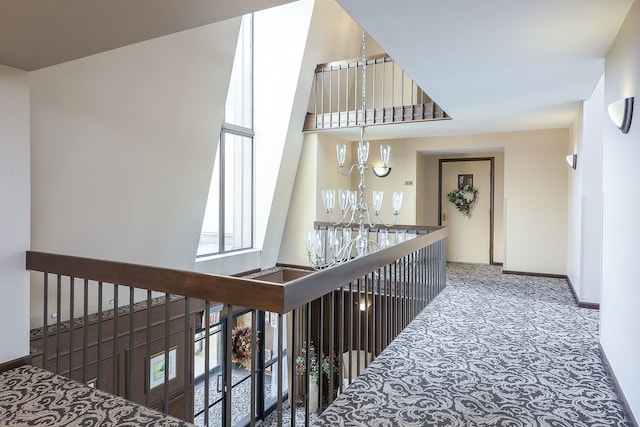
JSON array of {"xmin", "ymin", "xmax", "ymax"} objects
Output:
[{"xmin": 441, "ymin": 160, "xmax": 491, "ymax": 263}]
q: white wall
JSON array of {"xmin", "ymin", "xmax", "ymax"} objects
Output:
[
  {"xmin": 0, "ymin": 65, "xmax": 30, "ymax": 363},
  {"xmin": 579, "ymin": 76, "xmax": 604, "ymax": 304},
  {"xmin": 567, "ymin": 109, "xmax": 583, "ymax": 297},
  {"xmin": 30, "ymin": 21, "xmax": 239, "ymax": 270},
  {"xmin": 566, "ymin": 75, "xmax": 604, "ymax": 305},
  {"xmin": 252, "ymin": 0, "xmax": 363, "ymax": 269},
  {"xmin": 503, "ymin": 130, "xmax": 569, "ymax": 275},
  {"xmin": 601, "ymin": 0, "xmax": 640, "ymax": 420},
  {"xmin": 278, "ymin": 133, "xmax": 319, "ymax": 266},
  {"xmin": 282, "ymin": 128, "xmax": 568, "ymax": 274},
  {"xmin": 393, "ymin": 130, "xmax": 565, "ymax": 274}
]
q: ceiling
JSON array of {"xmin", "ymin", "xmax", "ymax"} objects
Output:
[
  {"xmin": 0, "ymin": 0, "xmax": 633, "ymax": 139},
  {"xmin": 0, "ymin": 0, "xmax": 295, "ymax": 71},
  {"xmin": 334, "ymin": 0, "xmax": 633, "ymax": 139}
]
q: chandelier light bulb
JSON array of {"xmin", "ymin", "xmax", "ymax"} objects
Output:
[
  {"xmin": 321, "ymin": 189, "xmax": 335, "ymax": 212},
  {"xmin": 357, "ymin": 140, "xmax": 370, "ymax": 164},
  {"xmin": 305, "ymin": 230, "xmax": 316, "ymax": 254},
  {"xmin": 338, "ymin": 189, "xmax": 350, "ymax": 211},
  {"xmin": 336, "ymin": 144, "xmax": 347, "ymax": 167},
  {"xmin": 350, "ymin": 191, "xmax": 358, "ymax": 207},
  {"xmin": 372, "ymin": 190, "xmax": 384, "ymax": 213},
  {"xmin": 392, "ymin": 191, "xmax": 404, "ymax": 214},
  {"xmin": 380, "ymin": 145, "xmax": 391, "ymax": 166}
]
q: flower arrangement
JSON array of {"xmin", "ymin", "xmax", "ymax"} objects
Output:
[
  {"xmin": 231, "ymin": 326, "xmax": 257, "ymax": 369},
  {"xmin": 295, "ymin": 342, "xmax": 330, "ymax": 382},
  {"xmin": 447, "ymin": 184, "xmax": 479, "ymax": 217}
]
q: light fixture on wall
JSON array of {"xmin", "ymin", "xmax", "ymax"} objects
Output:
[
  {"xmin": 373, "ymin": 165, "xmax": 392, "ymax": 177},
  {"xmin": 305, "ymin": 31, "xmax": 403, "ymax": 270},
  {"xmin": 566, "ymin": 153, "xmax": 577, "ymax": 170},
  {"xmin": 608, "ymin": 97, "xmax": 634, "ymax": 134}
]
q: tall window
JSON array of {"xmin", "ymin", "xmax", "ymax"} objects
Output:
[{"xmin": 198, "ymin": 15, "xmax": 253, "ymax": 257}]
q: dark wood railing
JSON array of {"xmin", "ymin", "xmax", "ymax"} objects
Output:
[{"xmin": 26, "ymin": 225, "xmax": 447, "ymax": 426}]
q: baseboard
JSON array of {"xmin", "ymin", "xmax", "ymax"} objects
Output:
[
  {"xmin": 566, "ymin": 276, "xmax": 600, "ymax": 310},
  {"xmin": 599, "ymin": 344, "xmax": 639, "ymax": 427},
  {"xmin": 0, "ymin": 354, "xmax": 31, "ymax": 373},
  {"xmin": 502, "ymin": 269, "xmax": 566, "ymax": 279},
  {"xmin": 503, "ymin": 270, "xmax": 600, "ymax": 309}
]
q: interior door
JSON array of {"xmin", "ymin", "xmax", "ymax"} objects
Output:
[{"xmin": 441, "ymin": 160, "xmax": 492, "ymax": 263}]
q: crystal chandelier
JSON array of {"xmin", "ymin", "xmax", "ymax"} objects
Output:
[{"xmin": 306, "ymin": 31, "xmax": 404, "ymax": 269}]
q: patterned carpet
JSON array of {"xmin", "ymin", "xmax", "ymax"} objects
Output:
[
  {"xmin": 313, "ymin": 263, "xmax": 632, "ymax": 426},
  {"xmin": 0, "ymin": 365, "xmax": 191, "ymax": 426}
]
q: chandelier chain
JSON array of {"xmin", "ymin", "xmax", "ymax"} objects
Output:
[{"xmin": 361, "ymin": 30, "xmax": 366, "ymax": 126}]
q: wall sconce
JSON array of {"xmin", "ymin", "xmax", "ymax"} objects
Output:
[
  {"xmin": 357, "ymin": 298, "xmax": 371, "ymax": 311},
  {"xmin": 566, "ymin": 154, "xmax": 577, "ymax": 170},
  {"xmin": 373, "ymin": 166, "xmax": 391, "ymax": 177},
  {"xmin": 608, "ymin": 97, "xmax": 634, "ymax": 134}
]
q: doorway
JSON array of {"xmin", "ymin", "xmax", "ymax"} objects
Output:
[{"xmin": 439, "ymin": 158, "xmax": 495, "ymax": 264}]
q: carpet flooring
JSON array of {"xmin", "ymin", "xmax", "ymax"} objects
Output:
[{"xmin": 312, "ymin": 263, "xmax": 632, "ymax": 426}]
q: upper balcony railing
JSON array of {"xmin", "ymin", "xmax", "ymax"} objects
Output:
[
  {"xmin": 26, "ymin": 224, "xmax": 447, "ymax": 426},
  {"xmin": 304, "ymin": 53, "xmax": 449, "ymax": 131}
]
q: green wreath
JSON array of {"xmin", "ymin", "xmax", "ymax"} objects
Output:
[{"xmin": 447, "ymin": 185, "xmax": 478, "ymax": 217}]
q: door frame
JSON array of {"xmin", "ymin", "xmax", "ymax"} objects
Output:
[{"xmin": 438, "ymin": 157, "xmax": 496, "ymax": 264}]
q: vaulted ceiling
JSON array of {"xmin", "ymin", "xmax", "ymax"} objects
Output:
[{"xmin": 0, "ymin": 0, "xmax": 633, "ymax": 138}]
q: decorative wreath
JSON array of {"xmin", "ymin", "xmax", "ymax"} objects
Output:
[
  {"xmin": 447, "ymin": 185, "xmax": 479, "ymax": 217},
  {"xmin": 231, "ymin": 326, "xmax": 257, "ymax": 368}
]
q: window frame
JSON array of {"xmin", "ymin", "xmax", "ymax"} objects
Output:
[{"xmin": 197, "ymin": 14, "xmax": 254, "ymax": 259}]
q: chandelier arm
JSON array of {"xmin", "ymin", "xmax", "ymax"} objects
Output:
[
  {"xmin": 326, "ymin": 208, "xmax": 356, "ymax": 227},
  {"xmin": 338, "ymin": 164, "xmax": 359, "ymax": 176},
  {"xmin": 373, "ymin": 214, "xmax": 400, "ymax": 228}
]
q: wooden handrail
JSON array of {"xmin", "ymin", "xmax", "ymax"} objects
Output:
[
  {"xmin": 26, "ymin": 251, "xmax": 285, "ymax": 312},
  {"xmin": 26, "ymin": 226, "xmax": 447, "ymax": 314},
  {"xmin": 282, "ymin": 227, "xmax": 447, "ymax": 312}
]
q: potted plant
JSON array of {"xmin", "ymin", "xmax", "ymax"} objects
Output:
[{"xmin": 295, "ymin": 342, "xmax": 330, "ymax": 412}]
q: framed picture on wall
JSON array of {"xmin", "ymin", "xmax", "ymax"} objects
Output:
[
  {"xmin": 458, "ymin": 174, "xmax": 473, "ymax": 189},
  {"xmin": 149, "ymin": 347, "xmax": 177, "ymax": 389}
]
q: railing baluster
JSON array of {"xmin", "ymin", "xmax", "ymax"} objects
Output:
[
  {"xmin": 113, "ymin": 284, "xmax": 119, "ymax": 396},
  {"xmin": 183, "ymin": 297, "xmax": 190, "ymax": 421},
  {"xmin": 363, "ymin": 274, "xmax": 369, "ymax": 369},
  {"xmin": 225, "ymin": 304, "xmax": 233, "ymax": 427},
  {"xmin": 145, "ymin": 290, "xmax": 152, "ymax": 408},
  {"xmin": 319, "ymin": 295, "xmax": 325, "ymax": 412},
  {"xmin": 97, "ymin": 282, "xmax": 103, "ymax": 389},
  {"xmin": 321, "ymin": 68, "xmax": 325, "ymax": 129},
  {"xmin": 83, "ymin": 278, "xmax": 88, "ymax": 382},
  {"xmin": 203, "ymin": 300, "xmax": 210, "ymax": 427},
  {"xmin": 314, "ymin": 68, "xmax": 318, "ymax": 121},
  {"xmin": 289, "ymin": 309, "xmax": 296, "ymax": 427},
  {"xmin": 56, "ymin": 274, "xmax": 61, "ymax": 374},
  {"xmin": 329, "ymin": 290, "xmax": 335, "ymax": 403},
  {"xmin": 163, "ymin": 292, "xmax": 170, "ymax": 414},
  {"xmin": 329, "ymin": 66, "xmax": 333, "ymax": 128},
  {"xmin": 250, "ymin": 309, "xmax": 257, "ymax": 427},
  {"xmin": 128, "ymin": 286, "xmax": 134, "ymax": 400},
  {"xmin": 304, "ymin": 303, "xmax": 311, "ymax": 425},
  {"xmin": 69, "ymin": 277, "xmax": 75, "ymax": 378},
  {"xmin": 372, "ymin": 58, "xmax": 376, "ymax": 123},
  {"xmin": 356, "ymin": 277, "xmax": 361, "ymax": 376},
  {"xmin": 43, "ymin": 273, "xmax": 48, "ymax": 369}
]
